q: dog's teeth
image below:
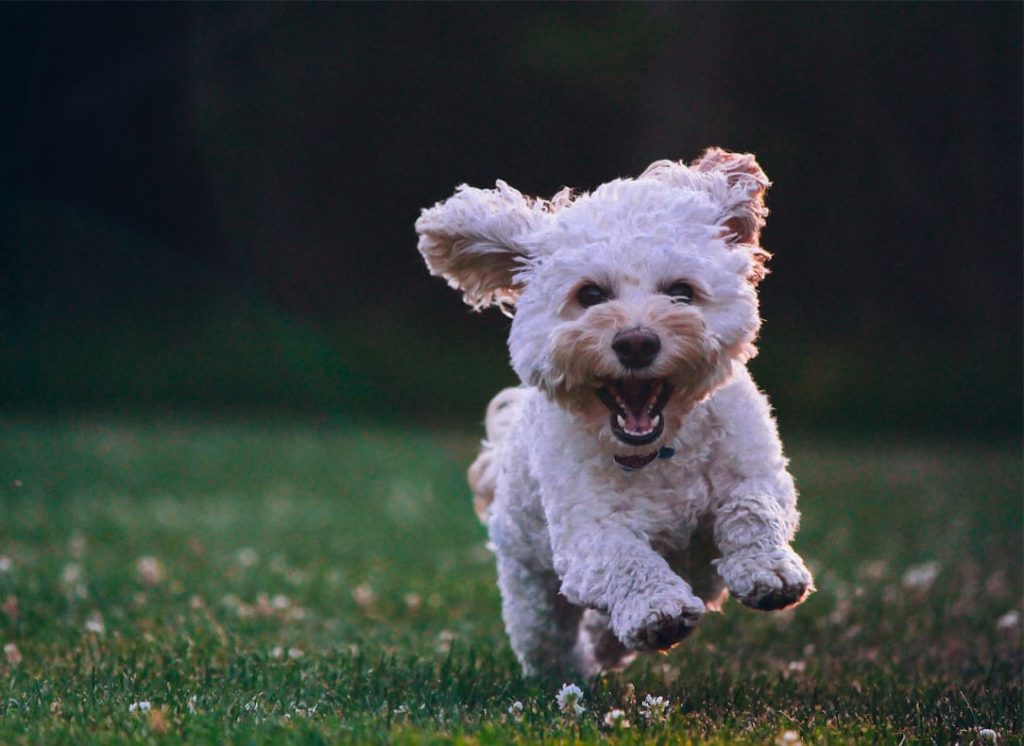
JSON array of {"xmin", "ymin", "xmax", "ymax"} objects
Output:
[
  {"xmin": 617, "ymin": 414, "xmax": 626, "ymax": 428},
  {"xmin": 652, "ymin": 414, "xmax": 661, "ymax": 427}
]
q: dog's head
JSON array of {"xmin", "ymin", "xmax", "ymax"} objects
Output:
[{"xmin": 417, "ymin": 148, "xmax": 771, "ymax": 461}]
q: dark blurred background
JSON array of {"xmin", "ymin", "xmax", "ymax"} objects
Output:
[{"xmin": 1, "ymin": 3, "xmax": 1020, "ymax": 435}]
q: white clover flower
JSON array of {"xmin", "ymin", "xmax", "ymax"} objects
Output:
[
  {"xmin": 979, "ymin": 728, "xmax": 999, "ymax": 742},
  {"xmin": 128, "ymin": 700, "xmax": 152, "ymax": 713},
  {"xmin": 776, "ymin": 730, "xmax": 802, "ymax": 746},
  {"xmin": 85, "ymin": 611, "xmax": 105, "ymax": 635},
  {"xmin": 235, "ymin": 547, "xmax": 259, "ymax": 568},
  {"xmin": 61, "ymin": 563, "xmax": 82, "ymax": 586},
  {"xmin": 555, "ymin": 683, "xmax": 585, "ymax": 715},
  {"xmin": 135, "ymin": 556, "xmax": 166, "ymax": 587},
  {"xmin": 996, "ymin": 610, "xmax": 1020, "ymax": 631},
  {"xmin": 435, "ymin": 629, "xmax": 456, "ymax": 654},
  {"xmin": 0, "ymin": 555, "xmax": 13, "ymax": 573},
  {"xmin": 293, "ymin": 704, "xmax": 314, "ymax": 719},
  {"xmin": 640, "ymin": 693, "xmax": 671, "ymax": 722},
  {"xmin": 4, "ymin": 642, "xmax": 22, "ymax": 665},
  {"xmin": 353, "ymin": 582, "xmax": 375, "ymax": 609},
  {"xmin": 902, "ymin": 561, "xmax": 940, "ymax": 591},
  {"xmin": 287, "ymin": 647, "xmax": 304, "ymax": 659},
  {"xmin": 507, "ymin": 700, "xmax": 524, "ymax": 720},
  {"xmin": 603, "ymin": 708, "xmax": 630, "ymax": 729}
]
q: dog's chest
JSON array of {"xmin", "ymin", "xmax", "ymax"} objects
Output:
[{"xmin": 608, "ymin": 459, "xmax": 713, "ymax": 549}]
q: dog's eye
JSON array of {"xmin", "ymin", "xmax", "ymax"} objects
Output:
[
  {"xmin": 665, "ymin": 282, "xmax": 694, "ymax": 304},
  {"xmin": 576, "ymin": 284, "xmax": 610, "ymax": 308}
]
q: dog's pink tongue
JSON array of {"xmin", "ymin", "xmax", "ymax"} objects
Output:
[
  {"xmin": 624, "ymin": 410, "xmax": 653, "ymax": 433},
  {"xmin": 620, "ymin": 380, "xmax": 653, "ymax": 432}
]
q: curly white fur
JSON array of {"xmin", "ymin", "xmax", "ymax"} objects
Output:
[{"xmin": 417, "ymin": 148, "xmax": 813, "ymax": 679}]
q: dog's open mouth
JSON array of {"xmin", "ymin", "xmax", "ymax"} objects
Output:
[{"xmin": 596, "ymin": 378, "xmax": 674, "ymax": 446}]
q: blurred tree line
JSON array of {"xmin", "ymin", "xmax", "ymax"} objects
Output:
[{"xmin": 1, "ymin": 3, "xmax": 1020, "ymax": 435}]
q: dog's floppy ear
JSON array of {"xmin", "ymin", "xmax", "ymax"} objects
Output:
[
  {"xmin": 416, "ymin": 181, "xmax": 549, "ymax": 312},
  {"xmin": 643, "ymin": 148, "xmax": 771, "ymax": 282},
  {"xmin": 689, "ymin": 147, "xmax": 770, "ymax": 249}
]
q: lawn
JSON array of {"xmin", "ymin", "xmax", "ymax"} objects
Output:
[{"xmin": 0, "ymin": 418, "xmax": 1019, "ymax": 744}]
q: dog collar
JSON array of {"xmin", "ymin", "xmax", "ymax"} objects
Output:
[{"xmin": 614, "ymin": 446, "xmax": 676, "ymax": 472}]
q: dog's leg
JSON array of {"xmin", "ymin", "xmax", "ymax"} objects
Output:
[
  {"xmin": 708, "ymin": 374, "xmax": 814, "ymax": 610},
  {"xmin": 495, "ymin": 554, "xmax": 583, "ymax": 677},
  {"xmin": 575, "ymin": 609, "xmax": 636, "ymax": 679},
  {"xmin": 550, "ymin": 521, "xmax": 707, "ymax": 653},
  {"xmin": 713, "ymin": 498, "xmax": 813, "ymax": 610}
]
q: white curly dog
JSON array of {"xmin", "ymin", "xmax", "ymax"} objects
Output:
[{"xmin": 416, "ymin": 148, "xmax": 813, "ymax": 679}]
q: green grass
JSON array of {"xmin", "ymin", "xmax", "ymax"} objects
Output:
[{"xmin": 0, "ymin": 418, "xmax": 1019, "ymax": 744}]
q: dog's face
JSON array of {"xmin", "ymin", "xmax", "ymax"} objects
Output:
[{"xmin": 417, "ymin": 149, "xmax": 771, "ymax": 458}]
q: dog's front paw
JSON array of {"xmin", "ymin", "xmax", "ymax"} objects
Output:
[
  {"xmin": 717, "ymin": 548, "xmax": 814, "ymax": 611},
  {"xmin": 614, "ymin": 593, "xmax": 706, "ymax": 652}
]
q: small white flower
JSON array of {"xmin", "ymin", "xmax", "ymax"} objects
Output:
[
  {"xmin": 639, "ymin": 693, "xmax": 671, "ymax": 722},
  {"xmin": 435, "ymin": 629, "xmax": 456, "ymax": 654},
  {"xmin": 287, "ymin": 647, "xmax": 303, "ymax": 659},
  {"xmin": 4, "ymin": 642, "xmax": 22, "ymax": 665},
  {"xmin": 235, "ymin": 547, "xmax": 259, "ymax": 568},
  {"xmin": 0, "ymin": 556, "xmax": 13, "ymax": 573},
  {"xmin": 979, "ymin": 728, "xmax": 999, "ymax": 742},
  {"xmin": 187, "ymin": 695, "xmax": 198, "ymax": 713},
  {"xmin": 271, "ymin": 645, "xmax": 284, "ymax": 659},
  {"xmin": 293, "ymin": 703, "xmax": 315, "ymax": 718},
  {"xmin": 135, "ymin": 556, "xmax": 166, "ymax": 587},
  {"xmin": 128, "ymin": 700, "xmax": 152, "ymax": 713},
  {"xmin": 507, "ymin": 700, "xmax": 524, "ymax": 720},
  {"xmin": 603, "ymin": 708, "xmax": 630, "ymax": 729},
  {"xmin": 902, "ymin": 561, "xmax": 940, "ymax": 591},
  {"xmin": 220, "ymin": 593, "xmax": 241, "ymax": 609},
  {"xmin": 353, "ymin": 582, "xmax": 375, "ymax": 609},
  {"xmin": 555, "ymin": 683, "xmax": 585, "ymax": 715},
  {"xmin": 61, "ymin": 563, "xmax": 82, "ymax": 587},
  {"xmin": 996, "ymin": 610, "xmax": 1020, "ymax": 631},
  {"xmin": 85, "ymin": 611, "xmax": 105, "ymax": 635},
  {"xmin": 776, "ymin": 730, "xmax": 802, "ymax": 746},
  {"xmin": 243, "ymin": 699, "xmax": 259, "ymax": 712}
]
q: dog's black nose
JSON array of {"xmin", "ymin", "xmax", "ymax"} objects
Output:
[{"xmin": 612, "ymin": 328, "xmax": 661, "ymax": 369}]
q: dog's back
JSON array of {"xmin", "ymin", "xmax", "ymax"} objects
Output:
[{"xmin": 467, "ymin": 386, "xmax": 526, "ymax": 522}]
